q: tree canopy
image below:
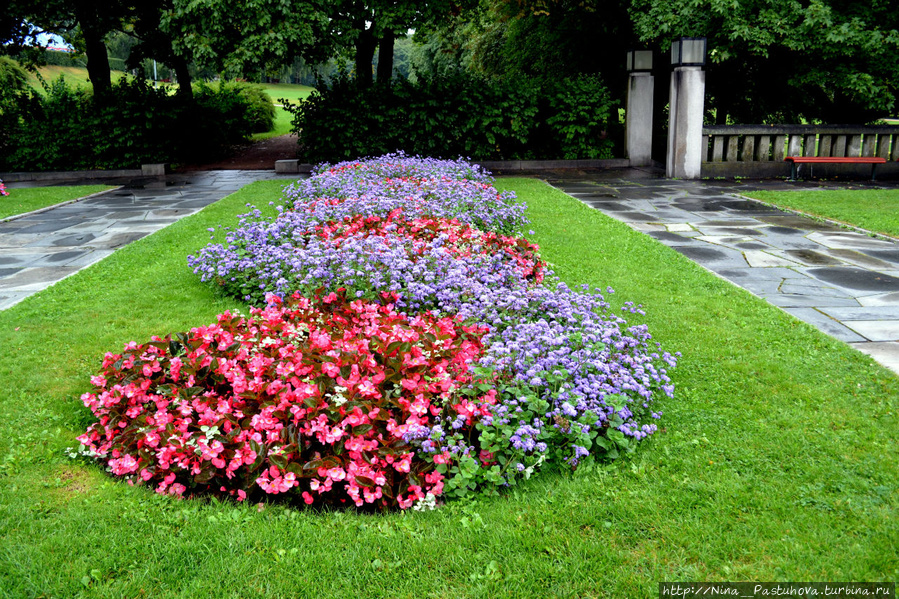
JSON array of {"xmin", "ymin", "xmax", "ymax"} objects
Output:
[
  {"xmin": 629, "ymin": 0, "xmax": 899, "ymax": 122},
  {"xmin": 3, "ymin": 0, "xmax": 897, "ymax": 122}
]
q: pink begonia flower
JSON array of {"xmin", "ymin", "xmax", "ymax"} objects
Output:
[
  {"xmin": 109, "ymin": 454, "xmax": 139, "ymax": 475},
  {"xmin": 321, "ymin": 361, "xmax": 340, "ymax": 378},
  {"xmin": 432, "ymin": 451, "xmax": 452, "ymax": 465},
  {"xmin": 394, "ymin": 453, "xmax": 412, "ymax": 473}
]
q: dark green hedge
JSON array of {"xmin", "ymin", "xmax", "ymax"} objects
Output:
[
  {"xmin": 286, "ymin": 73, "xmax": 616, "ymax": 163},
  {"xmin": 0, "ymin": 78, "xmax": 275, "ymax": 171}
]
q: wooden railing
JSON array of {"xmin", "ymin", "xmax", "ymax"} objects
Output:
[{"xmin": 699, "ymin": 125, "xmax": 899, "ymax": 177}]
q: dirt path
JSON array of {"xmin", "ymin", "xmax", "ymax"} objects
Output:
[{"xmin": 177, "ymin": 134, "xmax": 299, "ymax": 171}]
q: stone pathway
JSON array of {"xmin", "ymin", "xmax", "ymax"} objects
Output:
[
  {"xmin": 547, "ymin": 169, "xmax": 899, "ymax": 375},
  {"xmin": 0, "ymin": 170, "xmax": 298, "ymax": 311}
]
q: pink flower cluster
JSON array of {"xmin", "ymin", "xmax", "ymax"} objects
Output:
[{"xmin": 78, "ymin": 290, "xmax": 495, "ymax": 509}]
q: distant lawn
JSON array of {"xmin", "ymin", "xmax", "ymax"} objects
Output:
[
  {"xmin": 25, "ymin": 65, "xmax": 128, "ymax": 93},
  {"xmin": 261, "ymin": 82, "xmax": 316, "ymax": 106},
  {"xmin": 251, "ymin": 107, "xmax": 294, "ymax": 141},
  {"xmin": 0, "ymin": 185, "xmax": 115, "ymax": 220},
  {"xmin": 742, "ymin": 189, "xmax": 899, "ymax": 238},
  {"xmin": 0, "ymin": 177, "xmax": 896, "ymax": 597}
]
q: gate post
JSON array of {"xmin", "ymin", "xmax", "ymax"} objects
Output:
[
  {"xmin": 625, "ymin": 50, "xmax": 654, "ymax": 167},
  {"xmin": 666, "ymin": 38, "xmax": 707, "ymax": 179}
]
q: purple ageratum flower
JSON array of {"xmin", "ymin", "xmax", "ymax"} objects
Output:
[
  {"xmin": 462, "ymin": 278, "xmax": 677, "ymax": 466},
  {"xmin": 310, "ymin": 152, "xmax": 497, "ymax": 183}
]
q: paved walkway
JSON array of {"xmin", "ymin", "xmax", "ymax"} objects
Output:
[
  {"xmin": 0, "ymin": 170, "xmax": 297, "ymax": 311},
  {"xmin": 546, "ymin": 168, "xmax": 899, "ymax": 375}
]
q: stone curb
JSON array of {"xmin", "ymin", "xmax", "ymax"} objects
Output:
[
  {"xmin": 0, "ymin": 164, "xmax": 167, "ymax": 182},
  {"xmin": 0, "ymin": 186, "xmax": 124, "ymax": 223}
]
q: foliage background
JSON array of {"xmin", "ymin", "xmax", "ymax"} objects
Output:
[{"xmin": 289, "ymin": 72, "xmax": 616, "ymax": 162}]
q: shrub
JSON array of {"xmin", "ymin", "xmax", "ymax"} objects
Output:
[
  {"xmin": 0, "ymin": 77, "xmax": 275, "ymax": 171},
  {"xmin": 194, "ymin": 81, "xmax": 275, "ymax": 135},
  {"xmin": 286, "ymin": 73, "xmax": 615, "ymax": 162},
  {"xmin": 0, "ymin": 57, "xmax": 39, "ymax": 161}
]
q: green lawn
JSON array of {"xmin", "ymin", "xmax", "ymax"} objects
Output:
[
  {"xmin": 260, "ymin": 82, "xmax": 316, "ymax": 106},
  {"xmin": 742, "ymin": 189, "xmax": 899, "ymax": 238},
  {"xmin": 0, "ymin": 178, "xmax": 895, "ymax": 597},
  {"xmin": 25, "ymin": 65, "xmax": 129, "ymax": 93},
  {"xmin": 250, "ymin": 83, "xmax": 315, "ymax": 140},
  {"xmin": 0, "ymin": 185, "xmax": 116, "ymax": 220},
  {"xmin": 251, "ymin": 107, "xmax": 294, "ymax": 142}
]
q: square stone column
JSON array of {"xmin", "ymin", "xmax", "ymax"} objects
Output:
[
  {"xmin": 666, "ymin": 66, "xmax": 705, "ymax": 179},
  {"xmin": 625, "ymin": 73, "xmax": 654, "ymax": 167}
]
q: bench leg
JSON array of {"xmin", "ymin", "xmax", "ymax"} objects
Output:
[{"xmin": 872, "ymin": 163, "xmax": 878, "ymax": 181}]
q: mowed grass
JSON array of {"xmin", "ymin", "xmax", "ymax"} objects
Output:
[
  {"xmin": 25, "ymin": 65, "xmax": 129, "ymax": 93},
  {"xmin": 742, "ymin": 189, "xmax": 899, "ymax": 238},
  {"xmin": 251, "ymin": 107, "xmax": 295, "ymax": 142},
  {"xmin": 0, "ymin": 185, "xmax": 116, "ymax": 220},
  {"xmin": 261, "ymin": 82, "xmax": 316, "ymax": 106},
  {"xmin": 0, "ymin": 178, "xmax": 896, "ymax": 598},
  {"xmin": 251, "ymin": 83, "xmax": 315, "ymax": 140}
]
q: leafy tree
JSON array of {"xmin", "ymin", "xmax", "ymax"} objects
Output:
[
  {"xmin": 2, "ymin": 0, "xmax": 130, "ymax": 95},
  {"xmin": 161, "ymin": 0, "xmax": 335, "ymax": 79},
  {"xmin": 325, "ymin": 1, "xmax": 476, "ymax": 87},
  {"xmin": 126, "ymin": 1, "xmax": 196, "ymax": 99},
  {"xmin": 629, "ymin": 0, "xmax": 899, "ymax": 122}
]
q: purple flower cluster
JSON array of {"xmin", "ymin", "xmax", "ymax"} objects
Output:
[
  {"xmin": 280, "ymin": 154, "xmax": 526, "ymax": 236},
  {"xmin": 189, "ymin": 153, "xmax": 678, "ymax": 487},
  {"xmin": 420, "ymin": 279, "xmax": 678, "ymax": 473}
]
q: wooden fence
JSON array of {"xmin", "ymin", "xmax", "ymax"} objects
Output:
[{"xmin": 700, "ymin": 125, "xmax": 899, "ymax": 178}]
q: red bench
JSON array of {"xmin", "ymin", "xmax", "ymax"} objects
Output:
[{"xmin": 785, "ymin": 156, "xmax": 887, "ymax": 180}]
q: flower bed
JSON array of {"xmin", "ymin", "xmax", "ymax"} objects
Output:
[{"xmin": 80, "ymin": 153, "xmax": 677, "ymax": 509}]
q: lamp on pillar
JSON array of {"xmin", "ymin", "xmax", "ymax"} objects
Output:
[
  {"xmin": 624, "ymin": 49, "xmax": 655, "ymax": 167},
  {"xmin": 666, "ymin": 37, "xmax": 707, "ymax": 179},
  {"xmin": 670, "ymin": 37, "xmax": 707, "ymax": 68},
  {"xmin": 626, "ymin": 49, "xmax": 654, "ymax": 74}
]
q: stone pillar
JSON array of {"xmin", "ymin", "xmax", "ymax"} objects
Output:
[
  {"xmin": 666, "ymin": 66, "xmax": 705, "ymax": 179},
  {"xmin": 625, "ymin": 73, "xmax": 654, "ymax": 167}
]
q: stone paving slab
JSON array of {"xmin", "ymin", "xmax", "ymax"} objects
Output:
[
  {"xmin": 851, "ymin": 342, "xmax": 899, "ymax": 371},
  {"xmin": 841, "ymin": 321, "xmax": 899, "ymax": 342},
  {"xmin": 549, "ymin": 172, "xmax": 899, "ymax": 375},
  {"xmin": 858, "ymin": 292, "xmax": 899, "ymax": 307},
  {"xmin": 780, "ymin": 308, "xmax": 868, "ymax": 343}
]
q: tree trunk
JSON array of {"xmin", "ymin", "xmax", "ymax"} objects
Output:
[
  {"xmin": 74, "ymin": 3, "xmax": 112, "ymax": 96},
  {"xmin": 354, "ymin": 21, "xmax": 376, "ymax": 89},
  {"xmin": 376, "ymin": 30, "xmax": 395, "ymax": 83},
  {"xmin": 172, "ymin": 54, "xmax": 193, "ymax": 100}
]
